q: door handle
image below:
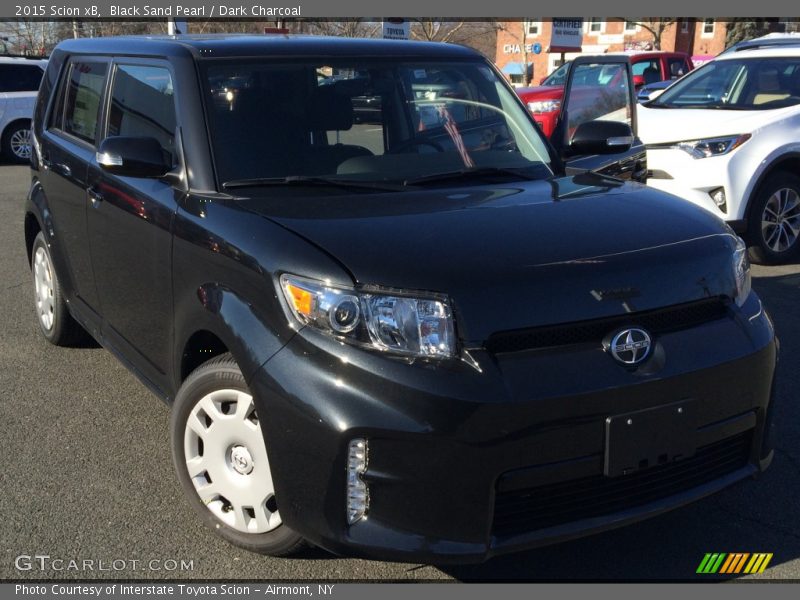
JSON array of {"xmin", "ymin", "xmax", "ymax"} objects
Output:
[
  {"xmin": 87, "ymin": 186, "xmax": 104, "ymax": 205},
  {"xmin": 51, "ymin": 162, "xmax": 71, "ymax": 177}
]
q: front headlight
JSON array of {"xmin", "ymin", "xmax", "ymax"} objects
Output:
[
  {"xmin": 280, "ymin": 274, "xmax": 456, "ymax": 358},
  {"xmin": 675, "ymin": 134, "xmax": 751, "ymax": 159},
  {"xmin": 733, "ymin": 237, "xmax": 752, "ymax": 307},
  {"xmin": 527, "ymin": 99, "xmax": 561, "ymax": 114}
]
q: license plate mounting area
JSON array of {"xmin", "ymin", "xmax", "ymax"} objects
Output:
[{"xmin": 604, "ymin": 399, "xmax": 697, "ymax": 477}]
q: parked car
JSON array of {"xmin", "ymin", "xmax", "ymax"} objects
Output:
[
  {"xmin": 518, "ymin": 52, "xmax": 693, "ymax": 138},
  {"xmin": 0, "ymin": 55, "xmax": 47, "ymax": 163},
  {"xmin": 25, "ymin": 36, "xmax": 775, "ymax": 563},
  {"xmin": 639, "ymin": 44, "xmax": 800, "ymax": 263}
]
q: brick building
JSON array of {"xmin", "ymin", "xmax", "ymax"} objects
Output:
[{"xmin": 495, "ymin": 19, "xmax": 731, "ymax": 86}]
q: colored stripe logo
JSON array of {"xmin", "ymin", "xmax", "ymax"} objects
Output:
[{"xmin": 697, "ymin": 553, "xmax": 773, "ymax": 574}]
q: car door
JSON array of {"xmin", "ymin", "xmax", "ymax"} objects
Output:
[
  {"xmin": 552, "ymin": 55, "xmax": 647, "ymax": 182},
  {"xmin": 38, "ymin": 57, "xmax": 109, "ymax": 328},
  {"xmin": 85, "ymin": 60, "xmax": 181, "ymax": 393}
]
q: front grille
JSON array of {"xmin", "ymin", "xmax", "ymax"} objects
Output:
[
  {"xmin": 485, "ymin": 298, "xmax": 729, "ymax": 355},
  {"xmin": 492, "ymin": 431, "xmax": 752, "ymax": 537}
]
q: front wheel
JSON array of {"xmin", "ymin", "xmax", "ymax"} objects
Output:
[
  {"xmin": 2, "ymin": 121, "xmax": 33, "ymax": 164},
  {"xmin": 170, "ymin": 354, "xmax": 306, "ymax": 555},
  {"xmin": 747, "ymin": 172, "xmax": 800, "ymax": 265}
]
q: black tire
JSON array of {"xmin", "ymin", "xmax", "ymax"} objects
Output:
[
  {"xmin": 30, "ymin": 232, "xmax": 85, "ymax": 346},
  {"xmin": 170, "ymin": 353, "xmax": 306, "ymax": 556},
  {"xmin": 747, "ymin": 172, "xmax": 800, "ymax": 265},
  {"xmin": 2, "ymin": 120, "xmax": 33, "ymax": 164}
]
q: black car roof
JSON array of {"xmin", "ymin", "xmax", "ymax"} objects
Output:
[{"xmin": 53, "ymin": 34, "xmax": 482, "ymax": 60}]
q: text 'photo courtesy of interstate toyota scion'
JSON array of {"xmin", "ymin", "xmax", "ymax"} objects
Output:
[{"xmin": 24, "ymin": 34, "xmax": 777, "ymax": 563}]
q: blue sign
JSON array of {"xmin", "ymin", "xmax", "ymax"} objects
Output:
[{"xmin": 533, "ymin": 42, "xmax": 542, "ymax": 54}]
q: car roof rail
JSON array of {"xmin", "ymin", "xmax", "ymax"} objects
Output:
[{"xmin": 723, "ymin": 36, "xmax": 800, "ymax": 54}]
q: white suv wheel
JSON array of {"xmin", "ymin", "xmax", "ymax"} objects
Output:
[{"xmin": 761, "ymin": 187, "xmax": 800, "ymax": 253}]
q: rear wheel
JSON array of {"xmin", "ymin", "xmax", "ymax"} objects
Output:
[
  {"xmin": 2, "ymin": 121, "xmax": 32, "ymax": 164},
  {"xmin": 170, "ymin": 354, "xmax": 306, "ymax": 555},
  {"xmin": 748, "ymin": 172, "xmax": 800, "ymax": 264},
  {"xmin": 30, "ymin": 232, "xmax": 84, "ymax": 345}
]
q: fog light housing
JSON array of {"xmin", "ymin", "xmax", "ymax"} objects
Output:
[
  {"xmin": 710, "ymin": 187, "xmax": 727, "ymax": 213},
  {"xmin": 346, "ymin": 439, "xmax": 369, "ymax": 524}
]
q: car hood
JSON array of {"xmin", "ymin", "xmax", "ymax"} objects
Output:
[
  {"xmin": 516, "ymin": 86, "xmax": 564, "ymax": 102},
  {"xmin": 237, "ymin": 175, "xmax": 739, "ymax": 344},
  {"xmin": 638, "ymin": 104, "xmax": 799, "ymax": 144}
]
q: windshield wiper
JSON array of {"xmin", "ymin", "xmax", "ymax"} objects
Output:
[
  {"xmin": 404, "ymin": 167, "xmax": 539, "ymax": 186},
  {"xmin": 222, "ymin": 175, "xmax": 405, "ymax": 192}
]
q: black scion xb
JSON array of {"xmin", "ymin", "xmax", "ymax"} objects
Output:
[{"xmin": 25, "ymin": 35, "xmax": 776, "ymax": 563}]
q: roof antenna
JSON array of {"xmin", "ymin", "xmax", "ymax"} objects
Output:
[{"xmin": 168, "ymin": 19, "xmax": 188, "ymax": 35}]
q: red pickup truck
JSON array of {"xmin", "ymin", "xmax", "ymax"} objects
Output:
[{"xmin": 517, "ymin": 51, "xmax": 694, "ymax": 138}]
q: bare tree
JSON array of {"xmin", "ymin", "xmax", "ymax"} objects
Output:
[
  {"xmin": 409, "ymin": 20, "xmax": 497, "ymax": 57},
  {"xmin": 410, "ymin": 19, "xmax": 467, "ymax": 43},
  {"xmin": 304, "ymin": 19, "xmax": 381, "ymax": 38},
  {"xmin": 0, "ymin": 20, "xmax": 51, "ymax": 55},
  {"xmin": 619, "ymin": 18, "xmax": 678, "ymax": 50}
]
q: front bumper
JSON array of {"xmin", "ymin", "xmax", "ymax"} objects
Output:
[
  {"xmin": 646, "ymin": 147, "xmax": 743, "ymax": 221},
  {"xmin": 249, "ymin": 292, "xmax": 776, "ymax": 563}
]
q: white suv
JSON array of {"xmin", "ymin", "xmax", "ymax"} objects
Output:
[
  {"xmin": 0, "ymin": 56, "xmax": 47, "ymax": 164},
  {"xmin": 639, "ymin": 44, "xmax": 800, "ymax": 264}
]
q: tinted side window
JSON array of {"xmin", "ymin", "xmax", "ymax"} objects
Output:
[
  {"xmin": 0, "ymin": 64, "xmax": 44, "ymax": 92},
  {"xmin": 107, "ymin": 65, "xmax": 176, "ymax": 162},
  {"xmin": 63, "ymin": 61, "xmax": 108, "ymax": 144}
]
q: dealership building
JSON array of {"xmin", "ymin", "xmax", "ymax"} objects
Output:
[{"xmin": 495, "ymin": 18, "xmax": 748, "ymax": 86}]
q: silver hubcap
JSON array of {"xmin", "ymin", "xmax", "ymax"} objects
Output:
[
  {"xmin": 762, "ymin": 187, "xmax": 800, "ymax": 253},
  {"xmin": 33, "ymin": 247, "xmax": 55, "ymax": 331},
  {"xmin": 10, "ymin": 127, "xmax": 32, "ymax": 159},
  {"xmin": 183, "ymin": 389, "xmax": 281, "ymax": 534}
]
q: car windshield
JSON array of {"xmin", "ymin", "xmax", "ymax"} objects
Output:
[
  {"xmin": 541, "ymin": 62, "xmax": 570, "ymax": 86},
  {"xmin": 201, "ymin": 59, "xmax": 554, "ymax": 189},
  {"xmin": 650, "ymin": 57, "xmax": 800, "ymax": 110}
]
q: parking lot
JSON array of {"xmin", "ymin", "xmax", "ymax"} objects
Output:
[{"xmin": 1, "ymin": 162, "xmax": 798, "ymax": 581}]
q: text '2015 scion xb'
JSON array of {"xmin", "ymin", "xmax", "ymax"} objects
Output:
[{"xmin": 25, "ymin": 36, "xmax": 776, "ymax": 563}]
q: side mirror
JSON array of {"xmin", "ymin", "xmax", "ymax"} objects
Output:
[
  {"xmin": 96, "ymin": 136, "xmax": 171, "ymax": 178},
  {"xmin": 569, "ymin": 121, "xmax": 634, "ymax": 155},
  {"xmin": 632, "ymin": 74, "xmax": 646, "ymax": 88}
]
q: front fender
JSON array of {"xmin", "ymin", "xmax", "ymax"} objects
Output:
[
  {"xmin": 25, "ymin": 178, "xmax": 60, "ymax": 266},
  {"xmin": 172, "ymin": 283, "xmax": 298, "ymax": 390},
  {"xmin": 737, "ymin": 138, "xmax": 800, "ymax": 222},
  {"xmin": 171, "ymin": 194, "xmax": 356, "ymax": 395}
]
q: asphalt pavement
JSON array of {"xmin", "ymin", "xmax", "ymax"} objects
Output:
[{"xmin": 1, "ymin": 163, "xmax": 798, "ymax": 581}]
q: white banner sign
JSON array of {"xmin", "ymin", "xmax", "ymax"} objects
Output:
[
  {"xmin": 550, "ymin": 18, "xmax": 584, "ymax": 52},
  {"xmin": 382, "ymin": 19, "xmax": 410, "ymax": 40}
]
